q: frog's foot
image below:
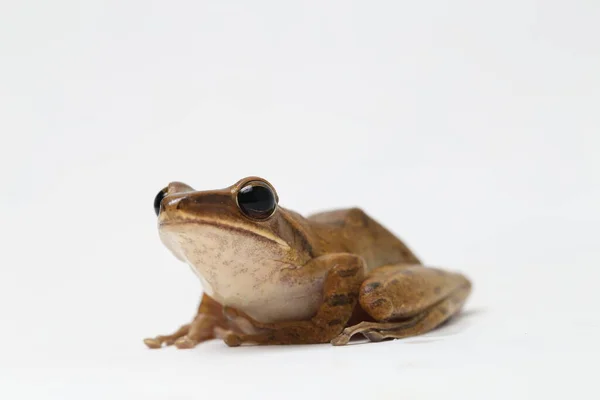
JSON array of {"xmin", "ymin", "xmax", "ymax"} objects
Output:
[
  {"xmin": 331, "ymin": 267, "xmax": 471, "ymax": 346},
  {"xmin": 144, "ymin": 294, "xmax": 230, "ymax": 349},
  {"xmin": 172, "ymin": 314, "xmax": 220, "ymax": 349},
  {"xmin": 330, "ymin": 318, "xmax": 425, "ymax": 346},
  {"xmin": 144, "ymin": 324, "xmax": 190, "ymax": 349},
  {"xmin": 144, "ymin": 313, "xmax": 220, "ymax": 349}
]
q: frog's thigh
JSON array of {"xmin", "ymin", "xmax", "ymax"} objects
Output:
[{"xmin": 331, "ymin": 265, "xmax": 471, "ymax": 345}]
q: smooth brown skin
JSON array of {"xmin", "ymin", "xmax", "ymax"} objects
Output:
[{"xmin": 144, "ymin": 176, "xmax": 471, "ymax": 349}]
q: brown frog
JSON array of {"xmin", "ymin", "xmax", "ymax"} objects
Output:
[{"xmin": 144, "ymin": 176, "xmax": 471, "ymax": 348}]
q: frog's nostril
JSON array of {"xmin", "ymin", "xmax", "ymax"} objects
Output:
[
  {"xmin": 175, "ymin": 198, "xmax": 186, "ymax": 210},
  {"xmin": 159, "ymin": 195, "xmax": 186, "ymax": 215}
]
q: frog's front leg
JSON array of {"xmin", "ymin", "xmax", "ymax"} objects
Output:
[
  {"xmin": 221, "ymin": 254, "xmax": 366, "ymax": 346},
  {"xmin": 144, "ymin": 293, "xmax": 228, "ymax": 349},
  {"xmin": 331, "ymin": 265, "xmax": 472, "ymax": 345}
]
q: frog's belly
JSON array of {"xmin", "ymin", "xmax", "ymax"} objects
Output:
[
  {"xmin": 193, "ymin": 263, "xmax": 325, "ymax": 323},
  {"xmin": 161, "ymin": 222, "xmax": 322, "ymax": 322}
]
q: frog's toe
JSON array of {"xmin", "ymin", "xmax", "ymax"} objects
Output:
[
  {"xmin": 174, "ymin": 336, "xmax": 198, "ymax": 349},
  {"xmin": 143, "ymin": 338, "xmax": 163, "ymax": 349},
  {"xmin": 330, "ymin": 331, "xmax": 351, "ymax": 346},
  {"xmin": 363, "ymin": 330, "xmax": 385, "ymax": 342},
  {"xmin": 143, "ymin": 336, "xmax": 181, "ymax": 348},
  {"xmin": 143, "ymin": 324, "xmax": 191, "ymax": 349}
]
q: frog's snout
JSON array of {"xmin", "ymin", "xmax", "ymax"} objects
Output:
[
  {"xmin": 156, "ymin": 182, "xmax": 198, "ymax": 218},
  {"xmin": 154, "ymin": 182, "xmax": 195, "ymax": 217}
]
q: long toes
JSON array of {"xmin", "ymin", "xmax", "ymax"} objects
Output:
[
  {"xmin": 144, "ymin": 335, "xmax": 182, "ymax": 348},
  {"xmin": 174, "ymin": 336, "xmax": 198, "ymax": 349},
  {"xmin": 143, "ymin": 338, "xmax": 162, "ymax": 349},
  {"xmin": 330, "ymin": 322, "xmax": 376, "ymax": 346},
  {"xmin": 363, "ymin": 330, "xmax": 385, "ymax": 342},
  {"xmin": 144, "ymin": 338, "xmax": 162, "ymax": 349},
  {"xmin": 330, "ymin": 332, "xmax": 351, "ymax": 346}
]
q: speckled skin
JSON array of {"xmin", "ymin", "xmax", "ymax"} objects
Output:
[{"xmin": 144, "ymin": 177, "xmax": 471, "ymax": 349}]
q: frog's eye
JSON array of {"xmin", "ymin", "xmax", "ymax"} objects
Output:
[
  {"xmin": 236, "ymin": 181, "xmax": 278, "ymax": 220},
  {"xmin": 153, "ymin": 187, "xmax": 168, "ymax": 216}
]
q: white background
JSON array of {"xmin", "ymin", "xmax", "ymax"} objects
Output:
[{"xmin": 1, "ymin": 1, "xmax": 599, "ymax": 399}]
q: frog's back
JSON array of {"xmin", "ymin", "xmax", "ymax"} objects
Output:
[{"xmin": 307, "ymin": 208, "xmax": 421, "ymax": 269}]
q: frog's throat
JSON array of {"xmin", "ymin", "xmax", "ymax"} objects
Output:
[{"xmin": 159, "ymin": 217, "xmax": 290, "ymax": 249}]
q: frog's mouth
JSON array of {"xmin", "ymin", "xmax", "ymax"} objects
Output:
[
  {"xmin": 158, "ymin": 217, "xmax": 293, "ymax": 270},
  {"xmin": 159, "ymin": 217, "xmax": 290, "ymax": 249}
]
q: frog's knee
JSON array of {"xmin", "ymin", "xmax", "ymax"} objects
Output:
[
  {"xmin": 359, "ymin": 280, "xmax": 394, "ymax": 321},
  {"xmin": 344, "ymin": 208, "xmax": 371, "ymax": 227}
]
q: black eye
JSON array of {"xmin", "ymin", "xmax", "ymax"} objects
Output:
[
  {"xmin": 154, "ymin": 187, "xmax": 168, "ymax": 216},
  {"xmin": 237, "ymin": 182, "xmax": 277, "ymax": 220}
]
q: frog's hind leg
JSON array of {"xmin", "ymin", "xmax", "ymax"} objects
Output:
[{"xmin": 331, "ymin": 265, "xmax": 471, "ymax": 346}]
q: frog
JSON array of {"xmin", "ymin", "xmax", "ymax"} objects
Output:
[{"xmin": 144, "ymin": 176, "xmax": 472, "ymax": 349}]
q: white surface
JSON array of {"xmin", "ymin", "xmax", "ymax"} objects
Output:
[{"xmin": 1, "ymin": 1, "xmax": 599, "ymax": 399}]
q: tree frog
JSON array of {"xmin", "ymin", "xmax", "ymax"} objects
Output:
[{"xmin": 144, "ymin": 177, "xmax": 471, "ymax": 348}]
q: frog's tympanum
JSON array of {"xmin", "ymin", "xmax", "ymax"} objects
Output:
[{"xmin": 144, "ymin": 177, "xmax": 471, "ymax": 349}]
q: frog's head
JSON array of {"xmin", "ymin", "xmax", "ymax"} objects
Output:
[{"xmin": 153, "ymin": 177, "xmax": 313, "ymax": 298}]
